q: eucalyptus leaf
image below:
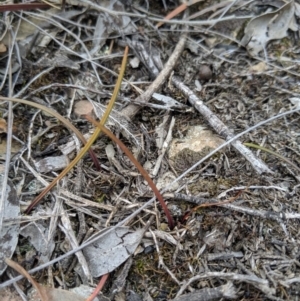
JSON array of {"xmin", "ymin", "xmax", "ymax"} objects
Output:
[
  {"xmin": 0, "ymin": 178, "xmax": 20, "ymax": 276},
  {"xmin": 241, "ymin": 1, "xmax": 296, "ymax": 56},
  {"xmin": 83, "ymin": 227, "xmax": 144, "ymax": 277}
]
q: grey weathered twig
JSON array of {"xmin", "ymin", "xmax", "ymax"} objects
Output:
[
  {"xmin": 172, "ymin": 282, "xmax": 238, "ymax": 301},
  {"xmin": 170, "ymin": 193, "xmax": 300, "ymax": 222},
  {"xmin": 120, "ymin": 33, "xmax": 187, "ymax": 119},
  {"xmin": 175, "ymin": 272, "xmax": 275, "ymax": 298},
  {"xmin": 124, "ymin": 36, "xmax": 271, "ymax": 174},
  {"xmin": 171, "ymin": 76, "xmax": 272, "ymax": 174}
]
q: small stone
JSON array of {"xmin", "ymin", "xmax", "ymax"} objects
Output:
[{"xmin": 198, "ymin": 64, "xmax": 213, "ymax": 81}]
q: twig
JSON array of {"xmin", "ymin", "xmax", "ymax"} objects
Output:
[
  {"xmin": 150, "ymin": 229, "xmax": 181, "ymax": 285},
  {"xmin": 59, "ymin": 209, "xmax": 92, "ymax": 282},
  {"xmin": 121, "ymin": 33, "xmax": 187, "ymax": 119},
  {"xmin": 172, "ymin": 282, "xmax": 238, "ymax": 301},
  {"xmin": 175, "ymin": 272, "xmax": 275, "ymax": 299},
  {"xmin": 217, "ymin": 185, "xmax": 288, "ymax": 199},
  {"xmin": 152, "ymin": 117, "xmax": 175, "ymax": 177},
  {"xmin": 171, "ymin": 193, "xmax": 300, "ymax": 222},
  {"xmin": 0, "ymin": 29, "xmax": 14, "ymax": 233},
  {"xmin": 171, "ymin": 75, "xmax": 272, "ymax": 174}
]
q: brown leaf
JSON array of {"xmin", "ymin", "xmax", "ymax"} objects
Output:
[
  {"xmin": 0, "ymin": 138, "xmax": 22, "ymax": 160},
  {"xmin": 0, "ymin": 118, "xmax": 7, "ymax": 133}
]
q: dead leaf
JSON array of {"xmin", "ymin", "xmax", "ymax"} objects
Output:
[
  {"xmin": 129, "ymin": 57, "xmax": 140, "ymax": 68},
  {"xmin": 20, "ymin": 222, "xmax": 55, "ymax": 264},
  {"xmin": 0, "ymin": 138, "xmax": 22, "ymax": 160},
  {"xmin": 249, "ymin": 62, "xmax": 268, "ymax": 73},
  {"xmin": 34, "ymin": 155, "xmax": 70, "ymax": 173},
  {"xmin": 168, "ymin": 125, "xmax": 225, "ymax": 159},
  {"xmin": 289, "ymin": 97, "xmax": 300, "ymax": 109},
  {"xmin": 241, "ymin": 1, "xmax": 296, "ymax": 56},
  {"xmin": 0, "ymin": 118, "xmax": 7, "ymax": 133},
  {"xmin": 28, "ymin": 287, "xmax": 86, "ymax": 301},
  {"xmin": 83, "ymin": 227, "xmax": 145, "ymax": 277},
  {"xmin": 0, "ymin": 179, "xmax": 20, "ymax": 276},
  {"xmin": 74, "ymin": 100, "xmax": 94, "ymax": 117},
  {"xmin": 0, "ymin": 43, "xmax": 6, "ymax": 53}
]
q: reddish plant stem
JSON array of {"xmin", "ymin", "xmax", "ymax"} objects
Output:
[
  {"xmin": 84, "ymin": 115, "xmax": 175, "ymax": 230},
  {"xmin": 0, "ymin": 3, "xmax": 50, "ymax": 12},
  {"xmin": 85, "ymin": 273, "xmax": 109, "ymax": 301}
]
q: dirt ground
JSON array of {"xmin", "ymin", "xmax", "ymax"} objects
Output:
[{"xmin": 1, "ymin": 0, "xmax": 300, "ymax": 300}]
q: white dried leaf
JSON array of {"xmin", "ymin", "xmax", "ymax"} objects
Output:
[
  {"xmin": 241, "ymin": 1, "xmax": 296, "ymax": 56},
  {"xmin": 20, "ymin": 222, "xmax": 55, "ymax": 264},
  {"xmin": 105, "ymin": 144, "xmax": 115, "ymax": 160},
  {"xmin": 83, "ymin": 227, "xmax": 144, "ymax": 277},
  {"xmin": 34, "ymin": 155, "xmax": 69, "ymax": 173},
  {"xmin": 289, "ymin": 97, "xmax": 300, "ymax": 109},
  {"xmin": 130, "ymin": 57, "xmax": 140, "ymax": 68},
  {"xmin": 0, "ymin": 179, "xmax": 20, "ymax": 275}
]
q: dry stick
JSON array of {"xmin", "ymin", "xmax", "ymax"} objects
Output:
[
  {"xmin": 171, "ymin": 76, "xmax": 272, "ymax": 174},
  {"xmin": 171, "ymin": 282, "xmax": 238, "ymax": 301},
  {"xmin": 175, "ymin": 272, "xmax": 275, "ymax": 298},
  {"xmin": 120, "ymin": 33, "xmax": 187, "ymax": 119},
  {"xmin": 123, "ymin": 39, "xmax": 271, "ymax": 174},
  {"xmin": 0, "ymin": 33, "xmax": 14, "ymax": 233},
  {"xmin": 171, "ymin": 193, "xmax": 298, "ymax": 223},
  {"xmin": 0, "ymin": 108, "xmax": 299, "ymax": 289},
  {"xmin": 152, "ymin": 116, "xmax": 175, "ymax": 177}
]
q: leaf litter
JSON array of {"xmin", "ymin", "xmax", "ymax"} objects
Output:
[{"xmin": 0, "ymin": 0, "xmax": 300, "ymax": 300}]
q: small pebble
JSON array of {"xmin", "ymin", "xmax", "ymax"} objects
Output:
[{"xmin": 198, "ymin": 64, "xmax": 213, "ymax": 81}]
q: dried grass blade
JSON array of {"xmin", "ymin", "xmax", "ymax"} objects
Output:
[
  {"xmin": 0, "ymin": 96, "xmax": 100, "ymax": 170},
  {"xmin": 244, "ymin": 142, "xmax": 300, "ymax": 173},
  {"xmin": 24, "ymin": 46, "xmax": 129, "ymax": 213}
]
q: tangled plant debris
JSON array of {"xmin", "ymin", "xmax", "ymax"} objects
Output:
[{"xmin": 0, "ymin": 0, "xmax": 300, "ymax": 300}]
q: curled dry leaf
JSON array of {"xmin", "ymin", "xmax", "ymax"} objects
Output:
[
  {"xmin": 241, "ymin": 1, "xmax": 296, "ymax": 56},
  {"xmin": 20, "ymin": 222, "xmax": 55, "ymax": 264},
  {"xmin": 34, "ymin": 155, "xmax": 70, "ymax": 173}
]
